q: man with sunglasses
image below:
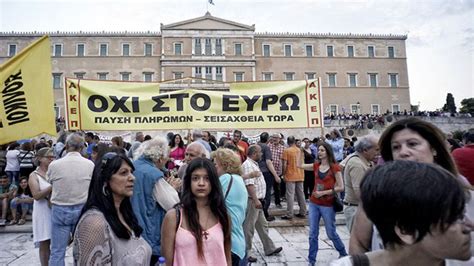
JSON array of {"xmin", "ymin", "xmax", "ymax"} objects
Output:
[{"xmin": 47, "ymin": 133, "xmax": 94, "ymax": 266}]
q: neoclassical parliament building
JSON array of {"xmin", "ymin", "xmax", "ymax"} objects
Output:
[{"xmin": 0, "ymin": 12, "xmax": 411, "ymax": 118}]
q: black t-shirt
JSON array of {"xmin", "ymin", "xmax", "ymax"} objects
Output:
[{"xmin": 258, "ymin": 143, "xmax": 272, "ymax": 173}]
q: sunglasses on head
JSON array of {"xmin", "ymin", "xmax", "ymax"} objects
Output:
[{"xmin": 101, "ymin": 152, "xmax": 118, "ymax": 166}]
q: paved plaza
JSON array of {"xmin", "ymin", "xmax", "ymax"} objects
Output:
[
  {"xmin": 0, "ymin": 224, "xmax": 349, "ymax": 266},
  {"xmin": 0, "ymin": 201, "xmax": 349, "ymax": 265}
]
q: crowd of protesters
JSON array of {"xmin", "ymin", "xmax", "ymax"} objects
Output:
[{"xmin": 0, "ymin": 119, "xmax": 473, "ymax": 265}]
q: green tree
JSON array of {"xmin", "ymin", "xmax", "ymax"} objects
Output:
[
  {"xmin": 459, "ymin": 98, "xmax": 474, "ymax": 116},
  {"xmin": 442, "ymin": 93, "xmax": 456, "ymax": 114}
]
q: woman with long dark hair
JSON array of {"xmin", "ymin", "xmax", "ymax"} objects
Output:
[
  {"xmin": 161, "ymin": 158, "xmax": 231, "ymax": 265},
  {"xmin": 73, "ymin": 152, "xmax": 151, "ymax": 265},
  {"xmin": 299, "ymin": 142, "xmax": 347, "ymax": 265},
  {"xmin": 9, "ymin": 176, "xmax": 33, "ymax": 225},
  {"xmin": 168, "ymin": 134, "xmax": 186, "ymax": 170}
]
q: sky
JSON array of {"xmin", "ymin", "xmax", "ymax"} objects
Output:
[{"xmin": 1, "ymin": 0, "xmax": 473, "ymax": 111}]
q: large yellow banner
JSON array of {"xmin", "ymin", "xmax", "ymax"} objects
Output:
[
  {"xmin": 65, "ymin": 78, "xmax": 323, "ymax": 130},
  {"xmin": 0, "ymin": 36, "xmax": 56, "ymax": 144}
]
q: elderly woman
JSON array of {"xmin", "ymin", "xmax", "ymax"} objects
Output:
[
  {"xmin": 212, "ymin": 148, "xmax": 249, "ymax": 266},
  {"xmin": 131, "ymin": 136, "xmax": 174, "ymax": 266},
  {"xmin": 331, "ymin": 161, "xmax": 472, "ymax": 265},
  {"xmin": 28, "ymin": 147, "xmax": 54, "ymax": 266},
  {"xmin": 74, "ymin": 152, "xmax": 151, "ymax": 264}
]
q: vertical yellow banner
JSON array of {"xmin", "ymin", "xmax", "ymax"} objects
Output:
[{"xmin": 0, "ymin": 36, "xmax": 56, "ymax": 144}]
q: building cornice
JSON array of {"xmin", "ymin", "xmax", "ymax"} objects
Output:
[
  {"xmin": 0, "ymin": 31, "xmax": 407, "ymax": 40},
  {"xmin": 0, "ymin": 31, "xmax": 161, "ymax": 37},
  {"xmin": 255, "ymin": 32, "xmax": 407, "ymax": 40}
]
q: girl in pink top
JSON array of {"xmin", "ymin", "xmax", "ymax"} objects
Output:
[
  {"xmin": 161, "ymin": 158, "xmax": 231, "ymax": 266},
  {"xmin": 168, "ymin": 134, "xmax": 186, "ymax": 170}
]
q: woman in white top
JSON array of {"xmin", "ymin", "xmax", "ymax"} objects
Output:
[
  {"xmin": 28, "ymin": 147, "xmax": 54, "ymax": 266},
  {"xmin": 5, "ymin": 142, "xmax": 21, "ymax": 185}
]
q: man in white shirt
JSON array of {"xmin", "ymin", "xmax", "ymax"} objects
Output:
[
  {"xmin": 242, "ymin": 145, "xmax": 282, "ymax": 263},
  {"xmin": 47, "ymin": 133, "xmax": 94, "ymax": 266}
]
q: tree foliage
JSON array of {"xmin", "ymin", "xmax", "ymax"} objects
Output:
[
  {"xmin": 459, "ymin": 98, "xmax": 474, "ymax": 116},
  {"xmin": 442, "ymin": 93, "xmax": 456, "ymax": 114}
]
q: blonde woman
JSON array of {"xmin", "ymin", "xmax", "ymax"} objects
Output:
[
  {"xmin": 28, "ymin": 147, "xmax": 54, "ymax": 266},
  {"xmin": 212, "ymin": 148, "xmax": 249, "ymax": 265}
]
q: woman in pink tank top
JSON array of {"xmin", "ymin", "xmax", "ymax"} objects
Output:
[{"xmin": 161, "ymin": 158, "xmax": 231, "ymax": 265}]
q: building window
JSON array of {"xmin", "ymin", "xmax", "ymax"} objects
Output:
[
  {"xmin": 8, "ymin": 44, "xmax": 17, "ymax": 57},
  {"xmin": 305, "ymin": 45, "xmax": 313, "ymax": 57},
  {"xmin": 143, "ymin": 72, "xmax": 153, "ymax": 82},
  {"xmin": 234, "ymin": 43, "xmax": 242, "ymax": 56},
  {"xmin": 97, "ymin": 73, "xmax": 108, "ymax": 80},
  {"xmin": 205, "ymin": 66, "xmax": 212, "ymax": 80},
  {"xmin": 76, "ymin": 44, "xmax": 85, "ymax": 57},
  {"xmin": 284, "ymin": 72, "xmax": 294, "ymax": 81},
  {"xmin": 54, "ymin": 44, "xmax": 62, "ymax": 57},
  {"xmin": 284, "ymin": 44, "xmax": 292, "ymax": 57},
  {"xmin": 122, "ymin": 44, "xmax": 130, "ymax": 56},
  {"xmin": 371, "ymin": 104, "xmax": 380, "ymax": 115},
  {"xmin": 328, "ymin": 73, "xmax": 336, "ymax": 87},
  {"xmin": 53, "ymin": 73, "xmax": 62, "ymax": 89},
  {"xmin": 389, "ymin": 73, "xmax": 398, "ymax": 87},
  {"xmin": 174, "ymin": 43, "xmax": 182, "ymax": 55},
  {"xmin": 205, "ymin": 38, "xmax": 212, "ymax": 55},
  {"xmin": 121, "ymin": 72, "xmax": 130, "ymax": 81},
  {"xmin": 74, "ymin": 72, "xmax": 85, "ymax": 79},
  {"xmin": 234, "ymin": 72, "xmax": 244, "ymax": 82},
  {"xmin": 173, "ymin": 72, "xmax": 183, "ymax": 80},
  {"xmin": 195, "ymin": 39, "xmax": 202, "ymax": 55},
  {"xmin": 263, "ymin": 73, "xmax": 272, "ymax": 81},
  {"xmin": 348, "ymin": 73, "xmax": 357, "ymax": 87},
  {"xmin": 216, "ymin": 67, "xmax": 223, "ymax": 81},
  {"xmin": 347, "ymin": 45, "xmax": 354, "ymax": 57},
  {"xmin": 392, "ymin": 104, "xmax": 400, "ymax": 113},
  {"xmin": 388, "ymin": 46, "xmax": 395, "ymax": 58},
  {"xmin": 145, "ymin": 43, "xmax": 152, "ymax": 56},
  {"xmin": 263, "ymin": 44, "xmax": 270, "ymax": 57},
  {"xmin": 368, "ymin": 73, "xmax": 378, "ymax": 87},
  {"xmin": 351, "ymin": 104, "xmax": 360, "ymax": 114},
  {"xmin": 368, "ymin": 46, "xmax": 375, "ymax": 58},
  {"xmin": 329, "ymin": 104, "xmax": 338, "ymax": 115},
  {"xmin": 216, "ymin": 39, "xmax": 222, "ymax": 55},
  {"xmin": 306, "ymin": 72, "xmax": 316, "ymax": 80},
  {"xmin": 194, "ymin": 66, "xmax": 202, "ymax": 78},
  {"xmin": 99, "ymin": 44, "xmax": 108, "ymax": 56},
  {"xmin": 327, "ymin": 45, "xmax": 334, "ymax": 57}
]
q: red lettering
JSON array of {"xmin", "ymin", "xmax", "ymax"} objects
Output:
[
  {"xmin": 70, "ymin": 108, "xmax": 77, "ymax": 114},
  {"xmin": 69, "ymin": 95, "xmax": 77, "ymax": 101},
  {"xmin": 309, "ymin": 94, "xmax": 318, "ymax": 100},
  {"xmin": 311, "ymin": 106, "xmax": 318, "ymax": 112},
  {"xmin": 309, "ymin": 82, "xmax": 316, "ymax": 88},
  {"xmin": 71, "ymin": 121, "xmax": 78, "ymax": 127},
  {"xmin": 311, "ymin": 118, "xmax": 319, "ymax": 124}
]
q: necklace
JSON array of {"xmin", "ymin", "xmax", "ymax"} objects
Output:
[{"xmin": 201, "ymin": 208, "xmax": 211, "ymax": 240}]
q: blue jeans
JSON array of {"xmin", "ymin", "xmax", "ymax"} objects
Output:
[
  {"xmin": 308, "ymin": 202, "xmax": 347, "ymax": 264},
  {"xmin": 5, "ymin": 171, "xmax": 19, "ymax": 185},
  {"xmin": 10, "ymin": 197, "xmax": 32, "ymax": 211},
  {"xmin": 49, "ymin": 204, "xmax": 83, "ymax": 266}
]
